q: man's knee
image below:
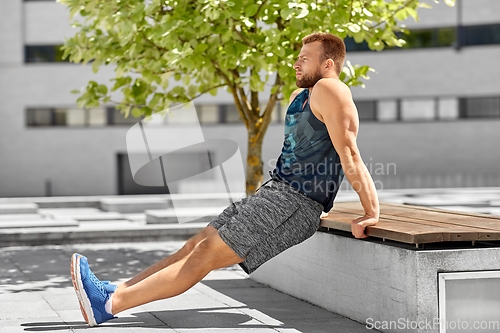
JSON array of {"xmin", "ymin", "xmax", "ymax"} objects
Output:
[
  {"xmin": 191, "ymin": 233, "xmax": 243, "ymax": 270},
  {"xmin": 184, "ymin": 226, "xmax": 218, "ymax": 252}
]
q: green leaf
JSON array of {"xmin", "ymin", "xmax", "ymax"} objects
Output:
[
  {"xmin": 280, "ymin": 8, "xmax": 294, "ymax": 20},
  {"xmin": 97, "ymin": 84, "xmax": 108, "ymax": 95},
  {"xmin": 245, "ymin": 4, "xmax": 260, "ymax": 17},
  {"xmin": 131, "ymin": 107, "xmax": 142, "ymax": 118}
]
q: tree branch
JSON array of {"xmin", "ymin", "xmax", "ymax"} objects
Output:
[
  {"xmin": 256, "ymin": 74, "xmax": 283, "ymax": 143},
  {"xmin": 371, "ymin": 0, "xmax": 417, "ymax": 29},
  {"xmin": 211, "ymin": 60, "xmax": 249, "ymax": 128},
  {"xmin": 142, "ymin": 33, "xmax": 167, "ymax": 51}
]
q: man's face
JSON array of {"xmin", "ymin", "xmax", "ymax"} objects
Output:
[{"xmin": 293, "ymin": 41, "xmax": 324, "ymax": 88}]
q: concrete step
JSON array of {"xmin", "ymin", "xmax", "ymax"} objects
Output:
[
  {"xmin": 146, "ymin": 206, "xmax": 226, "ymax": 224},
  {"xmin": 167, "ymin": 193, "xmax": 244, "ymax": 208},
  {"xmin": 0, "ymin": 214, "xmax": 44, "ymax": 221},
  {"xmin": 100, "ymin": 197, "xmax": 169, "ymax": 213},
  {"xmin": 38, "ymin": 208, "xmax": 124, "ymax": 221},
  {"xmin": 0, "ymin": 219, "xmax": 78, "ymax": 229},
  {"xmin": 0, "ymin": 222, "xmax": 207, "ymax": 247},
  {"xmin": 0, "ymin": 203, "xmax": 38, "ymax": 214}
]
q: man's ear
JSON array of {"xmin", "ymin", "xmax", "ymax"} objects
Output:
[{"xmin": 325, "ymin": 59, "xmax": 335, "ymax": 70}]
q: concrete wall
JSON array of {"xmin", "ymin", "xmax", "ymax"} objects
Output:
[{"xmin": 251, "ymin": 231, "xmax": 500, "ymax": 333}]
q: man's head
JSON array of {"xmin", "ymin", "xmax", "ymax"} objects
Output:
[{"xmin": 294, "ymin": 33, "xmax": 346, "ymax": 88}]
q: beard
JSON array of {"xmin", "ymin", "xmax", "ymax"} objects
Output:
[{"xmin": 296, "ymin": 66, "xmax": 323, "ymax": 88}]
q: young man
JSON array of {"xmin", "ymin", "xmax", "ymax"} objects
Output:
[{"xmin": 71, "ymin": 33, "xmax": 379, "ymax": 327}]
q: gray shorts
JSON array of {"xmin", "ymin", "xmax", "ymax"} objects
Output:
[{"xmin": 209, "ymin": 178, "xmax": 324, "ymax": 274}]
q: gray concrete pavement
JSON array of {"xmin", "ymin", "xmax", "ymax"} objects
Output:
[{"xmin": 0, "ymin": 241, "xmax": 376, "ymax": 333}]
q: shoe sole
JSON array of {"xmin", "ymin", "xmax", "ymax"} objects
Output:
[{"xmin": 71, "ymin": 253, "xmax": 98, "ymax": 327}]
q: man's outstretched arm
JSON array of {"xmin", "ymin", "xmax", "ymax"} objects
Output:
[{"xmin": 311, "ymin": 78, "xmax": 379, "ymax": 238}]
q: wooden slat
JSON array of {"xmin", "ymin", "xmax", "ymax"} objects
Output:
[
  {"xmin": 322, "ymin": 202, "xmax": 500, "ymax": 245},
  {"xmin": 334, "ymin": 202, "xmax": 500, "ymax": 232},
  {"xmin": 332, "ymin": 202, "xmax": 500, "ymax": 242},
  {"xmin": 321, "ymin": 211, "xmax": 458, "ymax": 244}
]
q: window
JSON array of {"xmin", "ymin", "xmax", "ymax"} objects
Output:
[
  {"xmin": 27, "ymin": 107, "xmax": 107, "ymax": 127},
  {"xmin": 354, "ymin": 101, "xmax": 377, "ymax": 121},
  {"xmin": 224, "ymin": 105, "xmax": 242, "ymax": 123},
  {"xmin": 25, "ymin": 45, "xmax": 68, "ymax": 63},
  {"xmin": 401, "ymin": 99, "xmax": 436, "ymax": 121},
  {"xmin": 107, "ymin": 107, "xmax": 142, "ymax": 126},
  {"xmin": 400, "ymin": 27, "xmax": 456, "ymax": 49},
  {"xmin": 196, "ymin": 104, "xmax": 220, "ymax": 124},
  {"xmin": 460, "ymin": 97, "xmax": 500, "ymax": 118},
  {"xmin": 344, "ymin": 37, "xmax": 370, "ymax": 52},
  {"xmin": 463, "ymin": 23, "xmax": 500, "ymax": 46},
  {"xmin": 437, "ymin": 98, "xmax": 459, "ymax": 120},
  {"xmin": 377, "ymin": 100, "xmax": 399, "ymax": 121}
]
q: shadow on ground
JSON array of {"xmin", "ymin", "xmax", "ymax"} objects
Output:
[
  {"xmin": 0, "ymin": 244, "xmax": 180, "ymax": 293},
  {"xmin": 2, "ymin": 244, "xmax": 374, "ymax": 332}
]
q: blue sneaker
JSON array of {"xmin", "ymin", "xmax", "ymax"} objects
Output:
[{"xmin": 71, "ymin": 253, "xmax": 117, "ymax": 326}]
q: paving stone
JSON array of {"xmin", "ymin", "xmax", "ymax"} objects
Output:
[
  {"xmin": 0, "ymin": 317, "xmax": 74, "ymax": 333},
  {"xmin": 275, "ymin": 316, "xmax": 376, "ymax": 333},
  {"xmin": 141, "ymin": 293, "xmax": 230, "ymax": 312},
  {"xmin": 0, "ymin": 299, "xmax": 56, "ymax": 320},
  {"xmin": 175, "ymin": 329, "xmax": 278, "ymax": 333}
]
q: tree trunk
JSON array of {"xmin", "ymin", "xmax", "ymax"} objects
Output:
[{"xmin": 245, "ymin": 131, "xmax": 264, "ymax": 197}]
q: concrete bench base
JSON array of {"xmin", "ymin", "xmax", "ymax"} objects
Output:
[{"xmin": 250, "ymin": 230, "xmax": 500, "ymax": 333}]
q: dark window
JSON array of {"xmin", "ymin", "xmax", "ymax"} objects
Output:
[
  {"xmin": 399, "ymin": 27, "xmax": 456, "ymax": 49},
  {"xmin": 463, "ymin": 23, "xmax": 500, "ymax": 46},
  {"xmin": 344, "ymin": 37, "xmax": 371, "ymax": 52},
  {"xmin": 460, "ymin": 97, "xmax": 500, "ymax": 118},
  {"xmin": 27, "ymin": 107, "xmax": 108, "ymax": 127},
  {"xmin": 107, "ymin": 107, "xmax": 143, "ymax": 125},
  {"xmin": 27, "ymin": 108, "xmax": 55, "ymax": 126},
  {"xmin": 354, "ymin": 101, "xmax": 377, "ymax": 121},
  {"xmin": 25, "ymin": 45, "xmax": 68, "ymax": 63}
]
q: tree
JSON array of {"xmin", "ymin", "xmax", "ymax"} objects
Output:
[{"xmin": 59, "ymin": 0, "xmax": 454, "ymax": 196}]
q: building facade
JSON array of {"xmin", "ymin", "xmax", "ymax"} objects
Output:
[{"xmin": 0, "ymin": 0, "xmax": 499, "ymax": 197}]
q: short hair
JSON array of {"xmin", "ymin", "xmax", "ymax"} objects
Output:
[{"xmin": 302, "ymin": 33, "xmax": 346, "ymax": 76}]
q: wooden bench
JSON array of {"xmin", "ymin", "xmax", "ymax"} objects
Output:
[
  {"xmin": 321, "ymin": 201, "xmax": 500, "ymax": 247},
  {"xmin": 251, "ymin": 202, "xmax": 500, "ymax": 333}
]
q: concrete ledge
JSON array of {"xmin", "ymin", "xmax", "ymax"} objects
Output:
[
  {"xmin": 250, "ymin": 230, "xmax": 500, "ymax": 333},
  {"xmin": 0, "ymin": 223, "xmax": 207, "ymax": 247},
  {"xmin": 100, "ymin": 197, "xmax": 169, "ymax": 213},
  {"xmin": 0, "ymin": 219, "xmax": 78, "ymax": 229},
  {"xmin": 166, "ymin": 193, "xmax": 245, "ymax": 208},
  {"xmin": 146, "ymin": 207, "xmax": 226, "ymax": 224},
  {"xmin": 0, "ymin": 203, "xmax": 38, "ymax": 214}
]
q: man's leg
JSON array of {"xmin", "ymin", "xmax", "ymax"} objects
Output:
[
  {"xmin": 116, "ymin": 226, "xmax": 217, "ymax": 292},
  {"xmin": 111, "ymin": 229, "xmax": 243, "ymax": 315}
]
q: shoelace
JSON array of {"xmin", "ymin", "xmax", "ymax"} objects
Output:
[{"xmin": 87, "ymin": 269, "xmax": 107, "ymax": 297}]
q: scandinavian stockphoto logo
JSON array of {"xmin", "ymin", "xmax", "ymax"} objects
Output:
[{"xmin": 125, "ymin": 102, "xmax": 246, "ymax": 223}]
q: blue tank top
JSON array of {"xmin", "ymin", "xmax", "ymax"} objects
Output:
[{"xmin": 273, "ymin": 88, "xmax": 344, "ymax": 212}]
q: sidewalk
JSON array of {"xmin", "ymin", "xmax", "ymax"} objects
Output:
[{"xmin": 0, "ymin": 241, "xmax": 375, "ymax": 333}]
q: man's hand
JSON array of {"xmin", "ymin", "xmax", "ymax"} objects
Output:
[{"xmin": 350, "ymin": 214, "xmax": 378, "ymax": 239}]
